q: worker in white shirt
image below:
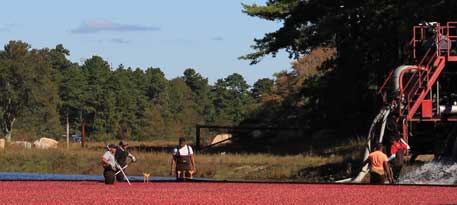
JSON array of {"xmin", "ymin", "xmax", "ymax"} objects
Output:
[
  {"xmin": 171, "ymin": 137, "xmax": 196, "ymax": 181},
  {"xmin": 102, "ymin": 144, "xmax": 118, "ymax": 184}
]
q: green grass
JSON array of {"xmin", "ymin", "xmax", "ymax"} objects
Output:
[{"xmin": 0, "ymin": 143, "xmax": 353, "ymax": 181}]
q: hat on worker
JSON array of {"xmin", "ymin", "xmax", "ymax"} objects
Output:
[
  {"xmin": 108, "ymin": 144, "xmax": 117, "ymax": 149},
  {"xmin": 119, "ymin": 141, "xmax": 128, "ymax": 147}
]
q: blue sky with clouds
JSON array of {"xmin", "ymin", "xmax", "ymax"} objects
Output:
[{"xmin": 0, "ymin": 0, "xmax": 290, "ymax": 84}]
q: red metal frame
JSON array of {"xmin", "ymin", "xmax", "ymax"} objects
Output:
[
  {"xmin": 406, "ymin": 56, "xmax": 445, "ymax": 120},
  {"xmin": 447, "ymin": 22, "xmax": 457, "ymax": 61},
  {"xmin": 388, "ymin": 22, "xmax": 457, "ymax": 143}
]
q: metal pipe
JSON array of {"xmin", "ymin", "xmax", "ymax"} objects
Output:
[
  {"xmin": 379, "ymin": 109, "xmax": 390, "ymax": 143},
  {"xmin": 429, "ymin": 76, "xmax": 433, "ymax": 100},
  {"xmin": 437, "ymin": 81, "xmax": 440, "ymax": 115},
  {"xmin": 398, "ymin": 66, "xmax": 427, "ymax": 94},
  {"xmin": 393, "ymin": 65, "xmax": 416, "ymax": 91},
  {"xmin": 439, "ymin": 105, "xmax": 457, "ymax": 114}
]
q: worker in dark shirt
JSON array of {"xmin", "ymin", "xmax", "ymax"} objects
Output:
[
  {"xmin": 115, "ymin": 141, "xmax": 136, "ymax": 182},
  {"xmin": 388, "ymin": 135, "xmax": 410, "ymax": 182}
]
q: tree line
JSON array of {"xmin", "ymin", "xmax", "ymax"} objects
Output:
[
  {"xmin": 5, "ymin": 0, "xmax": 453, "ymax": 144},
  {"xmin": 240, "ymin": 0, "xmax": 457, "ymax": 137},
  {"xmin": 0, "ymin": 41, "xmax": 274, "ymax": 142}
]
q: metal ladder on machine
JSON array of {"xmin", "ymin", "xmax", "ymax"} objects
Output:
[{"xmin": 401, "ymin": 22, "xmax": 457, "ymax": 141}]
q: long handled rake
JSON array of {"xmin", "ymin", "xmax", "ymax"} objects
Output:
[{"xmin": 114, "ymin": 162, "xmax": 131, "ymax": 185}]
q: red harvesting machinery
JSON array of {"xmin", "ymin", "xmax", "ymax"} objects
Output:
[{"xmin": 351, "ymin": 22, "xmax": 457, "ymax": 182}]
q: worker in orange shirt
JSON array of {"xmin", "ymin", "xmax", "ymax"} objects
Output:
[{"xmin": 363, "ymin": 143, "xmax": 394, "ymax": 184}]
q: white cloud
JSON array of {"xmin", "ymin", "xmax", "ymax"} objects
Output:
[
  {"xmin": 110, "ymin": 38, "xmax": 131, "ymax": 44},
  {"xmin": 211, "ymin": 36, "xmax": 224, "ymax": 41},
  {"xmin": 71, "ymin": 19, "xmax": 159, "ymax": 33}
]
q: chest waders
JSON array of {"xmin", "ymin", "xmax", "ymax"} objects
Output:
[
  {"xmin": 391, "ymin": 149, "xmax": 405, "ymax": 182},
  {"xmin": 103, "ymin": 164, "xmax": 116, "ymax": 184},
  {"xmin": 176, "ymin": 145, "xmax": 193, "ymax": 181}
]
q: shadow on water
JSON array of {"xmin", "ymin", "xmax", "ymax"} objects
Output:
[
  {"xmin": 0, "ymin": 172, "xmax": 212, "ymax": 182},
  {"xmin": 296, "ymin": 159, "xmax": 359, "ymax": 182}
]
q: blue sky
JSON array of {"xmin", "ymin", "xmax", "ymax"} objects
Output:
[{"xmin": 0, "ymin": 0, "xmax": 291, "ymax": 84}]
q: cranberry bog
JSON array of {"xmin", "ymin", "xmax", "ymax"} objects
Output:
[{"xmin": 0, "ymin": 181, "xmax": 456, "ymax": 204}]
